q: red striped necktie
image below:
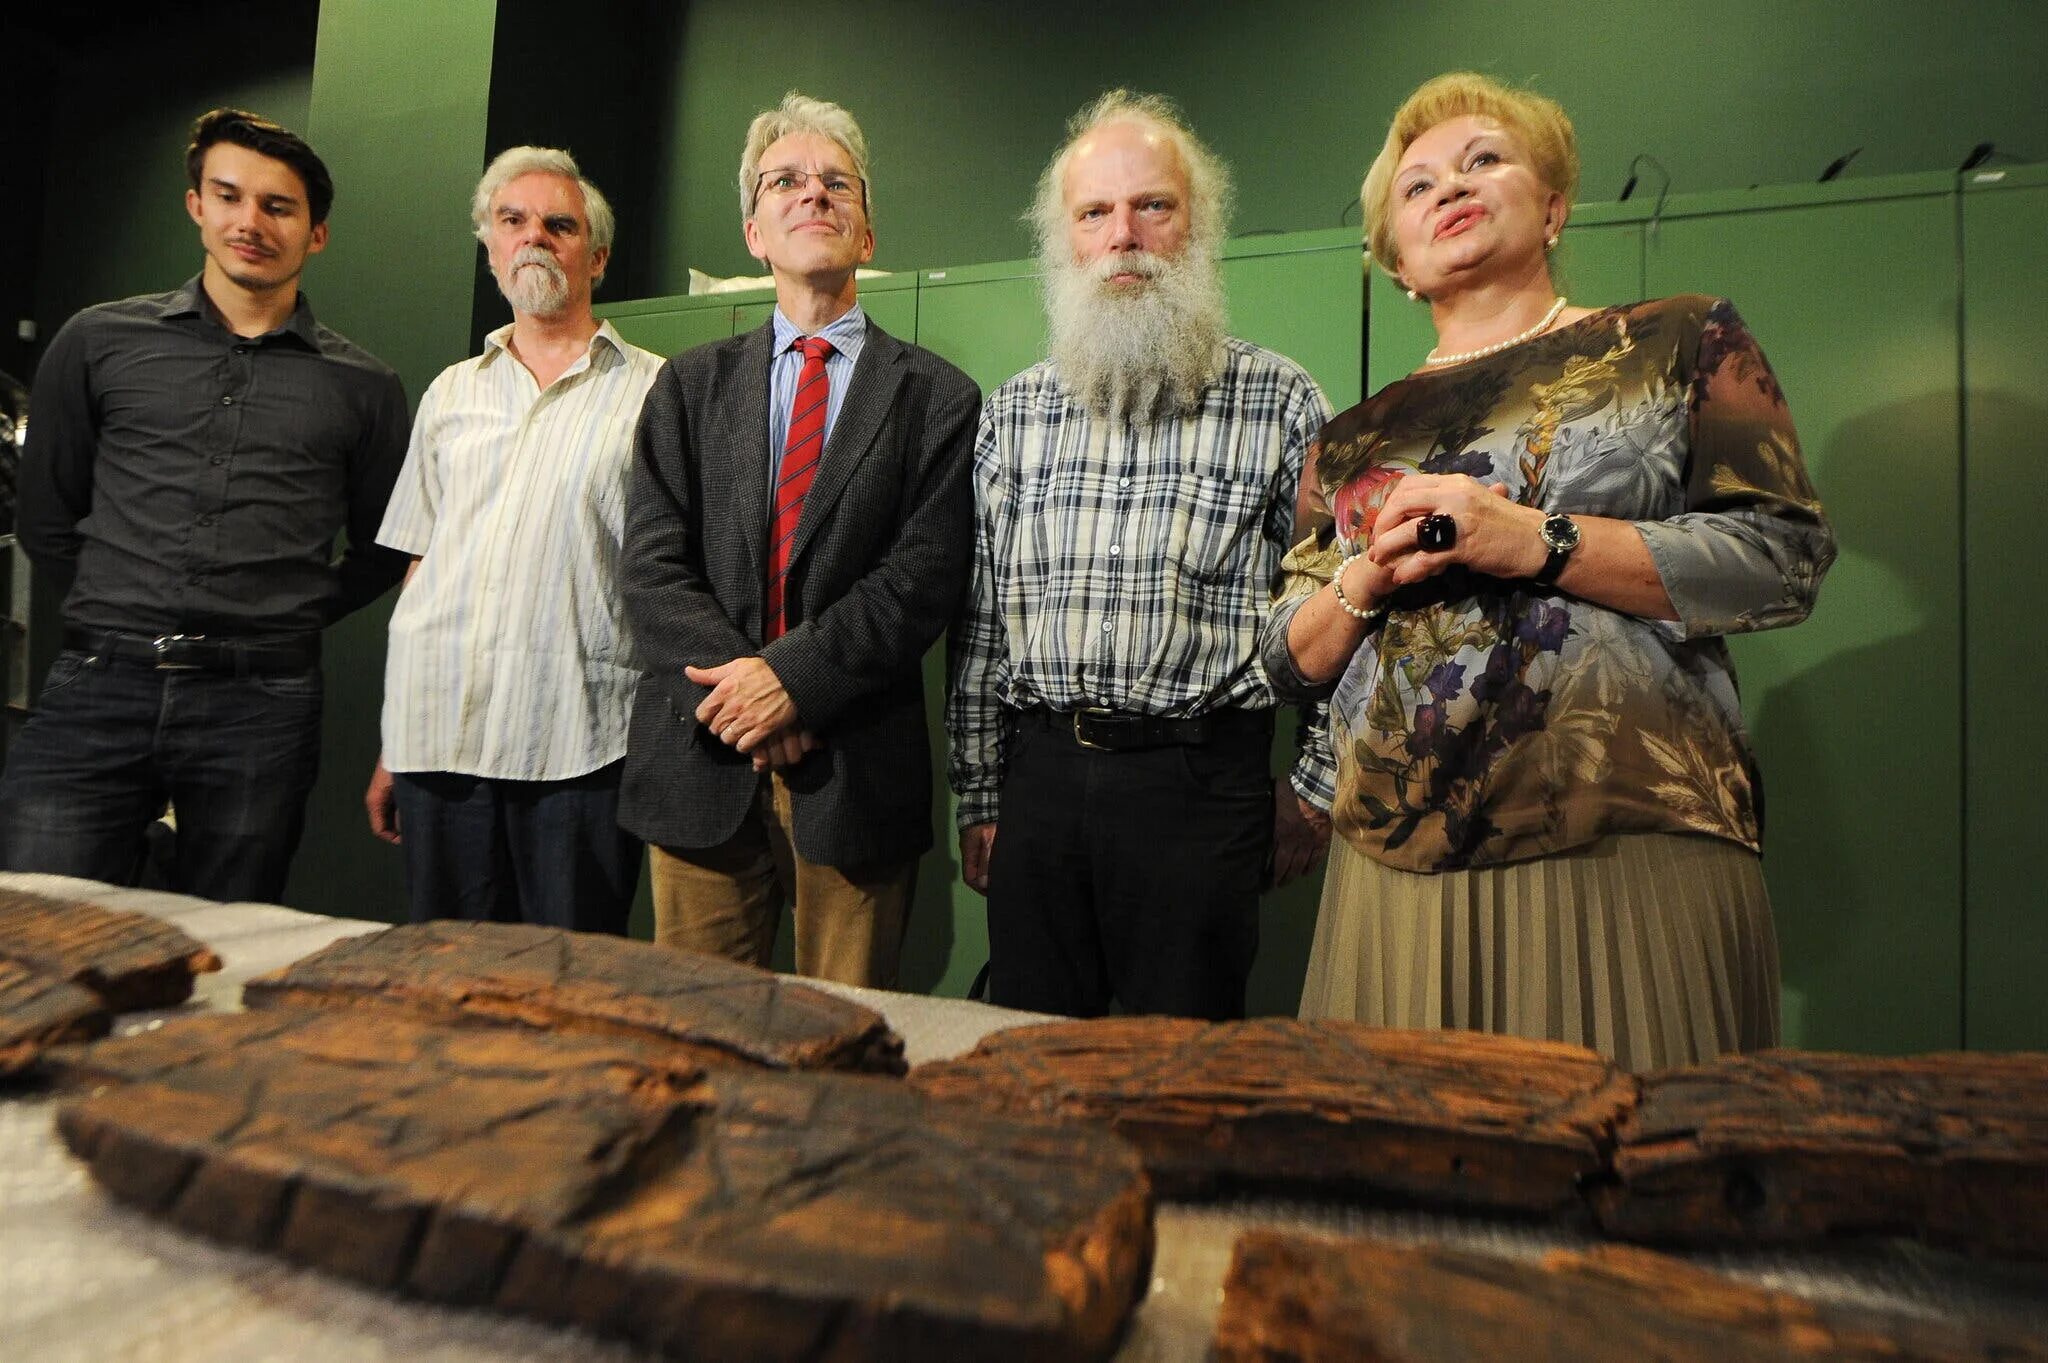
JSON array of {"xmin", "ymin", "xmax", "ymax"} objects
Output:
[{"xmin": 765, "ymin": 335, "xmax": 835, "ymax": 641}]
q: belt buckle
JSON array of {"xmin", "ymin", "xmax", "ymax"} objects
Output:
[
  {"xmin": 1072, "ymin": 706, "xmax": 1127, "ymax": 752},
  {"xmin": 152, "ymin": 633, "xmax": 204, "ymax": 671}
]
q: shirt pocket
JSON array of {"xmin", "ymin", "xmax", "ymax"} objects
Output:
[{"xmin": 1168, "ymin": 473, "xmax": 1269, "ymax": 587}]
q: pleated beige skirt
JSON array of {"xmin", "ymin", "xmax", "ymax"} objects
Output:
[{"xmin": 1297, "ymin": 831, "xmax": 1779, "ymax": 1072}]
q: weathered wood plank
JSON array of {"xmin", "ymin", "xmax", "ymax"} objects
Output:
[
  {"xmin": 1595, "ymin": 1049, "xmax": 2048, "ymax": 1260},
  {"xmin": 911, "ymin": 1017, "xmax": 1636, "ymax": 1214},
  {"xmin": 244, "ymin": 920, "xmax": 905, "ymax": 1074},
  {"xmin": 0, "ymin": 958, "xmax": 109, "ymax": 1077},
  {"xmin": 0, "ymin": 888, "xmax": 221, "ymax": 1011},
  {"xmin": 1213, "ymin": 1231, "xmax": 2048, "ymax": 1363},
  {"xmin": 53, "ymin": 1009, "xmax": 1153, "ymax": 1362}
]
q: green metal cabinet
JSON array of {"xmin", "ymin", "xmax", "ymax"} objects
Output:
[
  {"xmin": 598, "ymin": 291, "xmax": 746, "ymax": 356},
  {"xmin": 1962, "ymin": 166, "xmax": 2048, "ymax": 1050}
]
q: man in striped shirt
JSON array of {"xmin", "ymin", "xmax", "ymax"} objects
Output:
[
  {"xmin": 946, "ymin": 91, "xmax": 1336, "ymax": 1019},
  {"xmin": 363, "ymin": 148, "xmax": 661, "ymax": 934}
]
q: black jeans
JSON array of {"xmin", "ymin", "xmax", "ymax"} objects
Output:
[
  {"xmin": 985, "ymin": 709, "xmax": 1273, "ymax": 1019},
  {"xmin": 0, "ymin": 649, "xmax": 322, "ymax": 903},
  {"xmin": 391, "ymin": 762, "xmax": 640, "ymax": 936}
]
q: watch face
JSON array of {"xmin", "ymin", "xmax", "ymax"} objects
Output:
[{"xmin": 1541, "ymin": 513, "xmax": 1581, "ymax": 552}]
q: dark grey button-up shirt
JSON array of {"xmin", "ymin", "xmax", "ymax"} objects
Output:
[{"xmin": 18, "ymin": 275, "xmax": 410, "ymax": 636}]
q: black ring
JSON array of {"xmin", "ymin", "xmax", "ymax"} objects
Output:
[{"xmin": 1417, "ymin": 513, "xmax": 1458, "ymax": 552}]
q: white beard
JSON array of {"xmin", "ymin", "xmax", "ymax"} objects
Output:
[
  {"xmin": 1044, "ymin": 246, "xmax": 1227, "ymax": 422},
  {"xmin": 498, "ymin": 246, "xmax": 570, "ymax": 316}
]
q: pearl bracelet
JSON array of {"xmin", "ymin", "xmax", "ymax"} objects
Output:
[{"xmin": 1331, "ymin": 549, "xmax": 1377, "ymax": 620}]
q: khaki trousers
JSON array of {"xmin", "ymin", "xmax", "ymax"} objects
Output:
[{"xmin": 648, "ymin": 772, "xmax": 914, "ymax": 988}]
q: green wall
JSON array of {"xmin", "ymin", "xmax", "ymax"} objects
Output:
[
  {"xmin": 648, "ymin": 0, "xmax": 2048, "ymax": 281},
  {"xmin": 285, "ymin": 0, "xmax": 501, "ymax": 922}
]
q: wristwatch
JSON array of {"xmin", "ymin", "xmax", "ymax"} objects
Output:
[{"xmin": 1532, "ymin": 512, "xmax": 1580, "ymax": 585}]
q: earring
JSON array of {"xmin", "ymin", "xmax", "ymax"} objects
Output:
[
  {"xmin": 1404, "ymin": 287, "xmax": 1420, "ymax": 302},
  {"xmin": 1544, "ymin": 235, "xmax": 1559, "ymax": 251}
]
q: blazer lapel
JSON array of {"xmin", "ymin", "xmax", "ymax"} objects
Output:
[
  {"xmin": 730, "ymin": 320, "xmax": 777, "ymax": 574},
  {"xmin": 787, "ymin": 318, "xmax": 907, "ymax": 569}
]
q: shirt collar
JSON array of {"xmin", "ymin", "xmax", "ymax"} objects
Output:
[
  {"xmin": 160, "ymin": 274, "xmax": 322, "ymax": 347},
  {"xmin": 481, "ymin": 319, "xmax": 625, "ymax": 374},
  {"xmin": 771, "ymin": 302, "xmax": 867, "ymax": 356}
]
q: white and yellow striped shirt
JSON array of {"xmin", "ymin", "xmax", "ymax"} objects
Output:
[{"xmin": 378, "ymin": 322, "xmax": 662, "ymax": 780}]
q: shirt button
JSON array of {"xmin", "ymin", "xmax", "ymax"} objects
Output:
[
  {"xmin": 1119, "ymin": 477, "xmax": 1132, "ymax": 489},
  {"xmin": 1108, "ymin": 545, "xmax": 1121, "ymax": 556},
  {"xmin": 209, "ymin": 456, "xmax": 226, "ymax": 466},
  {"xmin": 1100, "ymin": 620, "xmax": 1113, "ymax": 633},
  {"xmin": 196, "ymin": 515, "xmax": 216, "ymax": 527},
  {"xmin": 220, "ymin": 395, "xmax": 235, "ymax": 406},
  {"xmin": 233, "ymin": 345, "xmax": 251, "ymax": 355}
]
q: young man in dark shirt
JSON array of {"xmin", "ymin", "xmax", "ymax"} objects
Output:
[{"xmin": 1, "ymin": 108, "xmax": 409, "ymax": 902}]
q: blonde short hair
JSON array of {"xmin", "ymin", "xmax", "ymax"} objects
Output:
[
  {"xmin": 1360, "ymin": 72, "xmax": 1578, "ymax": 278},
  {"xmin": 738, "ymin": 92, "xmax": 871, "ymax": 221},
  {"xmin": 1028, "ymin": 88, "xmax": 1234, "ymax": 268}
]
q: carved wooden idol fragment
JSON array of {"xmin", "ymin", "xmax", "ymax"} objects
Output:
[
  {"xmin": 1594, "ymin": 1049, "xmax": 2048, "ymax": 1260},
  {"xmin": 245, "ymin": 919, "xmax": 906, "ymax": 1074},
  {"xmin": 1213, "ymin": 1230, "xmax": 2048, "ymax": 1363},
  {"xmin": 0, "ymin": 887, "xmax": 222, "ymax": 1011},
  {"xmin": 0, "ymin": 887, "xmax": 222, "ymax": 1075},
  {"xmin": 54, "ymin": 1009, "xmax": 1154, "ymax": 1362},
  {"xmin": 912, "ymin": 1017, "xmax": 1636, "ymax": 1214},
  {"xmin": 0, "ymin": 958, "xmax": 109, "ymax": 1076}
]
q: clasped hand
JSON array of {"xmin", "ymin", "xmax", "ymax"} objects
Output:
[
  {"xmin": 1364, "ymin": 474, "xmax": 1547, "ymax": 585},
  {"xmin": 685, "ymin": 656, "xmax": 822, "ymax": 771}
]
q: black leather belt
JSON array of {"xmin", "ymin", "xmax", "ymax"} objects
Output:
[
  {"xmin": 1016, "ymin": 705, "xmax": 1258, "ymax": 752},
  {"xmin": 64, "ymin": 628, "xmax": 321, "ymax": 675}
]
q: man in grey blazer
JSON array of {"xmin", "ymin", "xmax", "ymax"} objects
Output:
[{"xmin": 621, "ymin": 94, "xmax": 978, "ymax": 988}]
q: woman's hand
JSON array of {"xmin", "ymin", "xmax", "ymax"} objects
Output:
[{"xmin": 1368, "ymin": 475, "xmax": 1545, "ymax": 584}]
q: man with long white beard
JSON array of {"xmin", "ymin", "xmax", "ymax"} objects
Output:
[
  {"xmin": 363, "ymin": 147, "xmax": 661, "ymax": 933},
  {"xmin": 947, "ymin": 90, "xmax": 1338, "ymax": 1020}
]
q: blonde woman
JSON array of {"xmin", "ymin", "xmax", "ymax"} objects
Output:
[{"xmin": 1261, "ymin": 73, "xmax": 1836, "ymax": 1069}]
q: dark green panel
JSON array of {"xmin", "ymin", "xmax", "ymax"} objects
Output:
[
  {"xmin": 914, "ymin": 263, "xmax": 1048, "ymax": 395},
  {"xmin": 1646, "ymin": 193, "xmax": 1961, "ymax": 1053},
  {"xmin": 289, "ymin": 0, "xmax": 498, "ymax": 924},
  {"xmin": 1368, "ymin": 221, "xmax": 1644, "ymax": 391},
  {"xmin": 599, "ymin": 299, "xmax": 738, "ymax": 357},
  {"xmin": 1962, "ymin": 172, "xmax": 2048, "ymax": 1050},
  {"xmin": 1224, "ymin": 236, "xmax": 1364, "ymax": 412},
  {"xmin": 653, "ymin": 0, "xmax": 2048, "ymax": 291}
]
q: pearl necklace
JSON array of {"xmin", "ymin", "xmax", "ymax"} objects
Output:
[{"xmin": 1423, "ymin": 296, "xmax": 1568, "ymax": 367}]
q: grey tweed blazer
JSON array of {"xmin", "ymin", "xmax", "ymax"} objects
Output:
[{"xmin": 619, "ymin": 316, "xmax": 979, "ymax": 867}]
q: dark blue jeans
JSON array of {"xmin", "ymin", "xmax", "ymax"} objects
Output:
[
  {"xmin": 391, "ymin": 762, "xmax": 640, "ymax": 936},
  {"xmin": 0, "ymin": 649, "xmax": 322, "ymax": 903}
]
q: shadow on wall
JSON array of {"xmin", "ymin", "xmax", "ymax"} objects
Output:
[{"xmin": 1741, "ymin": 393, "xmax": 1956, "ymax": 1055}]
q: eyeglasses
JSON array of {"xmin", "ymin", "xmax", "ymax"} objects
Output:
[{"xmin": 754, "ymin": 167, "xmax": 866, "ymax": 208}]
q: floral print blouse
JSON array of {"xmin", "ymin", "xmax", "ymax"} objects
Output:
[{"xmin": 1262, "ymin": 296, "xmax": 1835, "ymax": 872}]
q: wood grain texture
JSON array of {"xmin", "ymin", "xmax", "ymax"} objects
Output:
[
  {"xmin": 0, "ymin": 958, "xmax": 109, "ymax": 1077},
  {"xmin": 0, "ymin": 887, "xmax": 221, "ymax": 1011},
  {"xmin": 911, "ymin": 1017, "xmax": 1636, "ymax": 1213},
  {"xmin": 243, "ymin": 920, "xmax": 906, "ymax": 1074},
  {"xmin": 1594, "ymin": 1049, "xmax": 2048, "ymax": 1260},
  {"xmin": 1213, "ymin": 1231, "xmax": 2048, "ymax": 1363},
  {"xmin": 53, "ymin": 1009, "xmax": 1152, "ymax": 1362}
]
